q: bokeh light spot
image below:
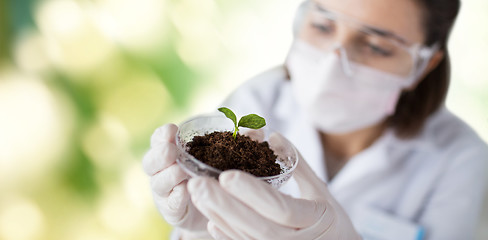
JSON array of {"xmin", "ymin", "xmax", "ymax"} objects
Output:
[
  {"xmin": 100, "ymin": 72, "xmax": 172, "ymax": 138},
  {"xmin": 35, "ymin": 0, "xmax": 115, "ymax": 74},
  {"xmin": 0, "ymin": 71, "xmax": 67, "ymax": 187},
  {"xmin": 82, "ymin": 114, "xmax": 130, "ymax": 170},
  {"xmin": 13, "ymin": 31, "xmax": 51, "ymax": 74},
  {"xmin": 93, "ymin": 0, "xmax": 168, "ymax": 54},
  {"xmin": 97, "ymin": 188, "xmax": 143, "ymax": 234},
  {"xmin": 0, "ymin": 197, "xmax": 44, "ymax": 240}
]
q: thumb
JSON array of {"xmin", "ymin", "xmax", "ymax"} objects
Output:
[
  {"xmin": 267, "ymin": 133, "xmax": 330, "ymax": 200},
  {"xmin": 292, "ymin": 151, "xmax": 331, "ymax": 200}
]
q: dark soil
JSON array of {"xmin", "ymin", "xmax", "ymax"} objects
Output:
[{"xmin": 187, "ymin": 131, "xmax": 281, "ymax": 177}]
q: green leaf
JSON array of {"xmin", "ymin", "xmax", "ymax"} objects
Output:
[
  {"xmin": 238, "ymin": 114, "xmax": 266, "ymax": 129},
  {"xmin": 218, "ymin": 107, "xmax": 237, "ymax": 127}
]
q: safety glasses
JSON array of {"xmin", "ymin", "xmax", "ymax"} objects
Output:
[{"xmin": 296, "ymin": 1, "xmax": 439, "ymax": 78}]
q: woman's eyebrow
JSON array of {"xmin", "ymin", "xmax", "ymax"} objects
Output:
[
  {"xmin": 313, "ymin": 2, "xmax": 408, "ymax": 44},
  {"xmin": 363, "ymin": 25, "xmax": 408, "ymax": 44}
]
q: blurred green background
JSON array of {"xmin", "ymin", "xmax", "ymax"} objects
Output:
[{"xmin": 0, "ymin": 0, "xmax": 486, "ymax": 240}]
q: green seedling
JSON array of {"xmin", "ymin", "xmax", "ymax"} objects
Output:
[{"xmin": 218, "ymin": 107, "xmax": 266, "ymax": 140}]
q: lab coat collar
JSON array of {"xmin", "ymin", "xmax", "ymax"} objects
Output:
[
  {"xmin": 329, "ymin": 127, "xmax": 437, "ymax": 193},
  {"xmin": 328, "ymin": 129, "xmax": 395, "ymax": 192}
]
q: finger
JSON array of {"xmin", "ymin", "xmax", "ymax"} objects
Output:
[
  {"xmin": 267, "ymin": 132, "xmax": 290, "ymax": 158},
  {"xmin": 219, "ymin": 170, "xmax": 325, "ymax": 228},
  {"xmin": 267, "ymin": 132, "xmax": 300, "ymax": 175},
  {"xmin": 188, "ymin": 178, "xmax": 249, "ymax": 240},
  {"xmin": 151, "ymin": 124, "xmax": 178, "ymax": 147},
  {"xmin": 142, "ymin": 142, "xmax": 177, "ymax": 176},
  {"xmin": 167, "ymin": 183, "xmax": 191, "ymax": 215},
  {"xmin": 241, "ymin": 128, "xmax": 265, "ymax": 142},
  {"xmin": 208, "ymin": 221, "xmax": 233, "ymax": 240},
  {"xmin": 151, "ymin": 164, "xmax": 189, "ymax": 197},
  {"xmin": 204, "ymin": 210, "xmax": 248, "ymax": 240},
  {"xmin": 268, "ymin": 133, "xmax": 328, "ymax": 199},
  {"xmin": 188, "ymin": 177, "xmax": 292, "ymax": 240},
  {"xmin": 153, "ymin": 182, "xmax": 191, "ymax": 224}
]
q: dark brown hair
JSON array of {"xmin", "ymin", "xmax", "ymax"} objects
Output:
[{"xmin": 388, "ymin": 0, "xmax": 461, "ymax": 138}]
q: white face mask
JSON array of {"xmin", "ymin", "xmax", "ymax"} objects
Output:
[{"xmin": 286, "ymin": 40, "xmax": 419, "ymax": 134}]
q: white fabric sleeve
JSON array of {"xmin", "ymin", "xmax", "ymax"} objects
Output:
[
  {"xmin": 417, "ymin": 144, "xmax": 488, "ymax": 240},
  {"xmin": 353, "ymin": 206, "xmax": 425, "ymax": 240}
]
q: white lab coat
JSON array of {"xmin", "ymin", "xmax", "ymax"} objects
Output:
[{"xmin": 219, "ymin": 66, "xmax": 488, "ymax": 240}]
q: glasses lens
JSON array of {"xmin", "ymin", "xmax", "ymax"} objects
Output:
[
  {"xmin": 350, "ymin": 31, "xmax": 414, "ymax": 77},
  {"xmin": 297, "ymin": 5, "xmax": 415, "ymax": 77}
]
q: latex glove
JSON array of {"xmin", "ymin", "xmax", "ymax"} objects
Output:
[
  {"xmin": 187, "ymin": 133, "xmax": 362, "ymax": 240},
  {"xmin": 142, "ymin": 124, "xmax": 211, "ymax": 239}
]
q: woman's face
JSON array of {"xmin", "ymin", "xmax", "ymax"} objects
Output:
[{"xmin": 298, "ymin": 0, "xmax": 427, "ymax": 77}]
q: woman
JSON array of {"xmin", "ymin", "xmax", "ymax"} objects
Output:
[{"xmin": 143, "ymin": 0, "xmax": 488, "ymax": 239}]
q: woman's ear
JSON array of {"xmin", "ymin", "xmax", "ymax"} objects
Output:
[
  {"xmin": 405, "ymin": 50, "xmax": 445, "ymax": 91},
  {"xmin": 423, "ymin": 50, "xmax": 445, "ymax": 78}
]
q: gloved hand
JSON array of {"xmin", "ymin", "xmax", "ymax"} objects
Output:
[
  {"xmin": 186, "ymin": 133, "xmax": 362, "ymax": 240},
  {"xmin": 142, "ymin": 124, "xmax": 211, "ymax": 239}
]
